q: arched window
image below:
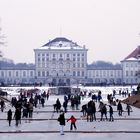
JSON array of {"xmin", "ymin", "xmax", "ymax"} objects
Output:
[
  {"xmin": 51, "ymin": 70, "xmax": 57, "ymax": 76},
  {"xmin": 66, "ymin": 70, "xmax": 70, "ymax": 76},
  {"xmin": 52, "ymin": 63, "xmax": 56, "ymax": 68},
  {"xmin": 66, "ymin": 63, "xmax": 70, "ymax": 68},
  {"xmin": 59, "ymin": 63, "xmax": 63, "ymax": 68},
  {"xmin": 59, "ymin": 70, "xmax": 63, "ymax": 76}
]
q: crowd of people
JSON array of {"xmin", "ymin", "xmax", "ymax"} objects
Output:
[{"xmin": 0, "ymin": 87, "xmax": 135, "ymax": 135}]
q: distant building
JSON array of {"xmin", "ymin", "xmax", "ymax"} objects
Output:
[
  {"xmin": 0, "ymin": 66, "xmax": 35, "ymax": 84},
  {"xmin": 34, "ymin": 37, "xmax": 88, "ymax": 86},
  {"xmin": 0, "ymin": 37, "xmax": 139, "ymax": 86},
  {"xmin": 87, "ymin": 66, "xmax": 122, "ymax": 85},
  {"xmin": 121, "ymin": 46, "xmax": 140, "ymax": 85}
]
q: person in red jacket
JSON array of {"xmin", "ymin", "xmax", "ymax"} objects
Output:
[{"xmin": 67, "ymin": 115, "xmax": 77, "ymax": 130}]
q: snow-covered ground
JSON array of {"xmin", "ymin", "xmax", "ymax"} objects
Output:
[{"xmin": 0, "ymin": 86, "xmax": 140, "ymax": 140}]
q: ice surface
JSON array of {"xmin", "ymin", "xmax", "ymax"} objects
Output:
[{"xmin": 0, "ymin": 86, "xmax": 140, "ymax": 140}]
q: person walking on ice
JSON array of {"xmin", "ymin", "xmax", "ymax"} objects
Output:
[
  {"xmin": 67, "ymin": 115, "xmax": 77, "ymax": 131},
  {"xmin": 117, "ymin": 101, "xmax": 123, "ymax": 116},
  {"xmin": 126, "ymin": 104, "xmax": 132, "ymax": 116},
  {"xmin": 57, "ymin": 110, "xmax": 66, "ymax": 135},
  {"xmin": 108, "ymin": 105, "xmax": 114, "ymax": 121},
  {"xmin": 7, "ymin": 109, "xmax": 12, "ymax": 126}
]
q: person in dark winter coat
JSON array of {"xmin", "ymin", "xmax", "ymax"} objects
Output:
[
  {"xmin": 46, "ymin": 92, "xmax": 49, "ymax": 100},
  {"xmin": 67, "ymin": 115, "xmax": 77, "ymax": 130},
  {"xmin": 63, "ymin": 101, "xmax": 68, "ymax": 113},
  {"xmin": 57, "ymin": 111, "xmax": 65, "ymax": 135},
  {"xmin": 0, "ymin": 100, "xmax": 5, "ymax": 112},
  {"xmin": 81, "ymin": 104, "xmax": 87, "ymax": 117},
  {"xmin": 87, "ymin": 106, "xmax": 93, "ymax": 122},
  {"xmin": 90, "ymin": 101, "xmax": 96, "ymax": 121},
  {"xmin": 126, "ymin": 104, "xmax": 132, "ymax": 116},
  {"xmin": 117, "ymin": 101, "xmax": 123, "ymax": 116},
  {"xmin": 109, "ymin": 105, "xmax": 114, "ymax": 121},
  {"xmin": 14, "ymin": 108, "xmax": 21, "ymax": 126},
  {"xmin": 7, "ymin": 109, "xmax": 12, "ymax": 126},
  {"xmin": 41, "ymin": 97, "xmax": 45, "ymax": 107},
  {"xmin": 56, "ymin": 98, "xmax": 61, "ymax": 113},
  {"xmin": 100, "ymin": 104, "xmax": 108, "ymax": 121}
]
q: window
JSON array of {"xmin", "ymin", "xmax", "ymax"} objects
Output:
[
  {"xmin": 42, "ymin": 58, "xmax": 45, "ymax": 62},
  {"xmin": 82, "ymin": 53, "xmax": 84, "ymax": 56},
  {"xmin": 38, "ymin": 58, "xmax": 40, "ymax": 62},
  {"xmin": 38, "ymin": 63, "xmax": 41, "ymax": 67},
  {"xmin": 23, "ymin": 71, "xmax": 26, "ymax": 77},
  {"xmin": 38, "ymin": 71, "xmax": 41, "ymax": 77},
  {"xmin": 77, "ymin": 53, "xmax": 80, "ymax": 56},
  {"xmin": 46, "ymin": 63, "xmax": 49, "ymax": 68},
  {"xmin": 42, "ymin": 63, "xmax": 45, "ymax": 67},
  {"xmin": 67, "ymin": 54, "xmax": 69, "ymax": 57},
  {"xmin": 126, "ymin": 71, "xmax": 128, "ymax": 76},
  {"xmin": 1, "ymin": 71, "xmax": 4, "ymax": 77},
  {"xmin": 73, "ymin": 54, "xmax": 75, "ymax": 56},
  {"xmin": 82, "ymin": 63, "xmax": 84, "ymax": 67},
  {"xmin": 117, "ymin": 71, "xmax": 120, "ymax": 77},
  {"xmin": 73, "ymin": 71, "xmax": 76, "ymax": 76},
  {"xmin": 9, "ymin": 71, "xmax": 11, "ymax": 77},
  {"xmin": 82, "ymin": 71, "xmax": 84, "ymax": 76},
  {"xmin": 73, "ymin": 58, "xmax": 76, "ymax": 61},
  {"xmin": 59, "ymin": 63, "xmax": 63, "ymax": 68},
  {"xmin": 66, "ymin": 63, "xmax": 70, "ymax": 68},
  {"xmin": 131, "ymin": 71, "xmax": 133, "ymax": 76},
  {"xmin": 103, "ymin": 71, "xmax": 106, "ymax": 77},
  {"xmin": 66, "ymin": 70, "xmax": 70, "ymax": 76},
  {"xmin": 52, "ymin": 58, "xmax": 56, "ymax": 61},
  {"xmin": 52, "ymin": 63, "xmax": 56, "ymax": 68},
  {"xmin": 77, "ymin": 58, "xmax": 80, "ymax": 61},
  {"xmin": 59, "ymin": 58, "xmax": 63, "ymax": 61},
  {"xmin": 60, "ymin": 54, "xmax": 62, "ymax": 57},
  {"xmin": 15, "ymin": 71, "xmax": 18, "ymax": 77},
  {"xmin": 73, "ymin": 63, "xmax": 76, "ymax": 68},
  {"xmin": 46, "ymin": 71, "xmax": 49, "ymax": 76},
  {"xmin": 42, "ymin": 71, "xmax": 45, "ymax": 77},
  {"xmin": 78, "ymin": 63, "xmax": 80, "ymax": 67},
  {"xmin": 110, "ymin": 71, "xmax": 113, "ymax": 77},
  {"xmin": 59, "ymin": 70, "xmax": 64, "ymax": 76},
  {"xmin": 53, "ymin": 54, "xmax": 55, "ymax": 57},
  {"xmin": 82, "ymin": 58, "xmax": 84, "ymax": 61},
  {"xmin": 30, "ymin": 71, "xmax": 33, "ymax": 77},
  {"xmin": 96, "ymin": 71, "xmax": 98, "ymax": 77},
  {"xmin": 77, "ymin": 71, "xmax": 80, "ymax": 76}
]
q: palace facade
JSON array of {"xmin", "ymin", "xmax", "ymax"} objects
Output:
[{"xmin": 0, "ymin": 37, "xmax": 139, "ymax": 86}]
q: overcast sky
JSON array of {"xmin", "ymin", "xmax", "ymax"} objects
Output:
[{"xmin": 0, "ymin": 0, "xmax": 140, "ymax": 64}]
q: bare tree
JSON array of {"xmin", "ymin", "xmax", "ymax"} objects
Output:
[{"xmin": 0, "ymin": 25, "xmax": 6, "ymax": 59}]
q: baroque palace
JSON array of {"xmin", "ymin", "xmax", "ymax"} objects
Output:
[{"xmin": 0, "ymin": 37, "xmax": 140, "ymax": 86}]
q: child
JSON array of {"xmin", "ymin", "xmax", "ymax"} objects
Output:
[{"xmin": 67, "ymin": 115, "xmax": 77, "ymax": 130}]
